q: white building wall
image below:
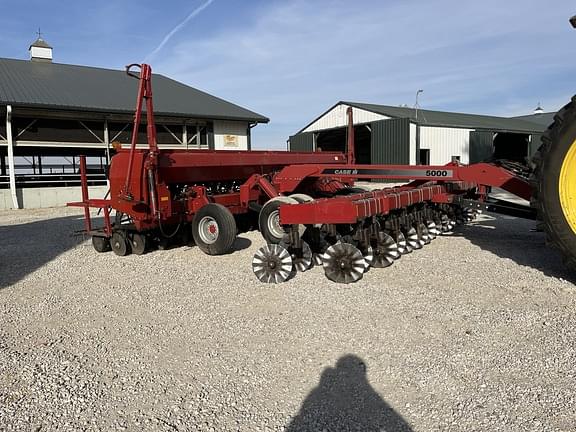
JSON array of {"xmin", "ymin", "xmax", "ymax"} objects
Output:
[
  {"xmin": 0, "ymin": 185, "xmax": 108, "ymax": 209},
  {"xmin": 303, "ymin": 104, "xmax": 389, "ymax": 133},
  {"xmin": 419, "ymin": 126, "xmax": 472, "ymax": 165},
  {"xmin": 213, "ymin": 120, "xmax": 249, "ymax": 150}
]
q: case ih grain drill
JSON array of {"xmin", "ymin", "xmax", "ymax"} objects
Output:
[{"xmin": 69, "ymin": 63, "xmax": 576, "ymax": 284}]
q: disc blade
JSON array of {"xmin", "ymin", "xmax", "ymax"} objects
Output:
[
  {"xmin": 362, "ymin": 245, "xmax": 374, "ymax": 270},
  {"xmin": 312, "ymin": 253, "xmax": 324, "ymax": 267},
  {"xmin": 439, "ymin": 214, "xmax": 454, "ymax": 235},
  {"xmin": 463, "ymin": 207, "xmax": 476, "ymax": 223},
  {"xmin": 404, "ymin": 227, "xmax": 422, "ymax": 250},
  {"xmin": 252, "ymin": 244, "xmax": 293, "ymax": 283},
  {"xmin": 426, "ymin": 220, "xmax": 439, "ymax": 239},
  {"xmin": 323, "ymin": 243, "xmax": 365, "ymax": 284},
  {"xmin": 417, "ymin": 223, "xmax": 431, "ymax": 245},
  {"xmin": 395, "ymin": 231, "xmax": 410, "ymax": 255},
  {"xmin": 372, "ymin": 231, "xmax": 399, "ymax": 268},
  {"xmin": 283, "ymin": 240, "xmax": 313, "ymax": 272}
]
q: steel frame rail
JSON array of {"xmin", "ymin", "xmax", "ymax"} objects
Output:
[
  {"xmin": 273, "ymin": 162, "xmax": 531, "ymax": 201},
  {"xmin": 279, "ymin": 182, "xmax": 476, "ymax": 225}
]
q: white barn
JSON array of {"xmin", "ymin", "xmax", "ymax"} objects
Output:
[{"xmin": 289, "ymin": 102, "xmax": 550, "ymax": 166}]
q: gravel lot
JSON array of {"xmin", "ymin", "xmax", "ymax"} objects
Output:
[{"xmin": 1, "ymin": 206, "xmax": 575, "ymax": 431}]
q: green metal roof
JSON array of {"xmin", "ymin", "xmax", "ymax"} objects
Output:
[
  {"xmin": 342, "ymin": 102, "xmax": 547, "ymax": 133},
  {"xmin": 512, "ymin": 112, "xmax": 555, "ymax": 128},
  {"xmin": 0, "ymin": 58, "xmax": 269, "ymax": 123}
]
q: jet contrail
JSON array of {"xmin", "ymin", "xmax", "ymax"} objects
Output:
[{"xmin": 144, "ymin": 0, "xmax": 215, "ymax": 62}]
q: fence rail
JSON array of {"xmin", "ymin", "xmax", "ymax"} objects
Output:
[{"xmin": 0, "ymin": 173, "xmax": 107, "ymax": 188}]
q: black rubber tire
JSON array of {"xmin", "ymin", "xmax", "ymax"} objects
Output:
[
  {"xmin": 288, "ymin": 193, "xmax": 314, "ymax": 203},
  {"xmin": 258, "ymin": 197, "xmax": 298, "ymax": 244},
  {"xmin": 532, "ymin": 96, "xmax": 576, "ymax": 269},
  {"xmin": 92, "ymin": 236, "xmax": 111, "ymax": 253},
  {"xmin": 128, "ymin": 232, "xmax": 147, "ymax": 255},
  {"xmin": 192, "ymin": 203, "xmax": 237, "ymax": 255},
  {"xmin": 111, "ymin": 231, "xmax": 130, "ymax": 256}
]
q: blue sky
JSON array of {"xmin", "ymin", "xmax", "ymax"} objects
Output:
[{"xmin": 1, "ymin": 0, "xmax": 575, "ymax": 149}]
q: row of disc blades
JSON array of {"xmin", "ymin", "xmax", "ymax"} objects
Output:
[{"xmin": 253, "ymin": 207, "xmax": 480, "ymax": 284}]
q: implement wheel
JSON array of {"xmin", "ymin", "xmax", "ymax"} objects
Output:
[
  {"xmin": 111, "ymin": 232, "xmax": 130, "ymax": 256},
  {"xmin": 192, "ymin": 203, "xmax": 237, "ymax": 255},
  {"xmin": 532, "ymin": 96, "xmax": 576, "ymax": 269},
  {"xmin": 92, "ymin": 236, "xmax": 111, "ymax": 253},
  {"xmin": 258, "ymin": 196, "xmax": 299, "ymax": 244},
  {"xmin": 128, "ymin": 232, "xmax": 147, "ymax": 255}
]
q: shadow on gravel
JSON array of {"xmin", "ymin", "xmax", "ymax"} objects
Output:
[
  {"xmin": 231, "ymin": 236, "xmax": 252, "ymax": 252},
  {"xmin": 0, "ymin": 215, "xmax": 85, "ymax": 290},
  {"xmin": 286, "ymin": 355, "xmax": 413, "ymax": 432},
  {"xmin": 452, "ymin": 213, "xmax": 576, "ymax": 283}
]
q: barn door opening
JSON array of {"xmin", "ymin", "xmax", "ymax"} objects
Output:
[
  {"xmin": 493, "ymin": 132, "xmax": 529, "ymax": 163},
  {"xmin": 315, "ymin": 125, "xmax": 372, "ymax": 163},
  {"xmin": 419, "ymin": 149, "xmax": 430, "ymax": 165}
]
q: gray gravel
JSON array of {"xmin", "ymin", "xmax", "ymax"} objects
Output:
[{"xmin": 1, "ymin": 206, "xmax": 575, "ymax": 431}]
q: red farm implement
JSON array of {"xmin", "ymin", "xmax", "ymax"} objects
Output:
[{"xmin": 69, "ymin": 63, "xmax": 574, "ymax": 284}]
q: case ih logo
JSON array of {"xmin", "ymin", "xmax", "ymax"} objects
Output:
[
  {"xmin": 321, "ymin": 168, "xmax": 454, "ymax": 177},
  {"xmin": 333, "ymin": 169, "xmax": 359, "ymax": 175}
]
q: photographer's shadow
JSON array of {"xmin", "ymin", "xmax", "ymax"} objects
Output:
[{"xmin": 286, "ymin": 355, "xmax": 413, "ymax": 432}]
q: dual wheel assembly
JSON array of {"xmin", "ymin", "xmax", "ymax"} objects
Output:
[
  {"xmin": 92, "ymin": 231, "xmax": 148, "ymax": 256},
  {"xmin": 91, "ymin": 211, "xmax": 149, "ymax": 256}
]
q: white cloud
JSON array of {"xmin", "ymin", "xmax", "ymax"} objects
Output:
[{"xmin": 152, "ymin": 0, "xmax": 576, "ymax": 149}]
